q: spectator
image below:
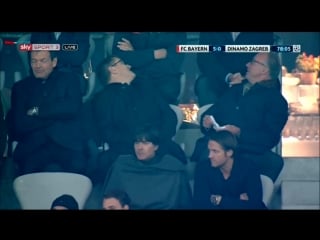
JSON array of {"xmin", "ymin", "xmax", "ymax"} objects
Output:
[
  {"xmin": 103, "ymin": 126, "xmax": 192, "ymax": 209},
  {"xmin": 10, "ymin": 49, "xmax": 88, "ymax": 176},
  {"xmin": 193, "ymin": 130, "xmax": 267, "ymax": 209},
  {"xmin": 51, "ymin": 194, "xmax": 79, "ymax": 210},
  {"xmin": 102, "ymin": 189, "xmax": 130, "ymax": 210}
]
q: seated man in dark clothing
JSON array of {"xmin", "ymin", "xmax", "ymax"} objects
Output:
[
  {"xmin": 191, "ymin": 52, "xmax": 288, "ymax": 182},
  {"xmin": 103, "ymin": 126, "xmax": 192, "ymax": 209},
  {"xmin": 90, "ymin": 55, "xmax": 187, "ymax": 184},
  {"xmin": 193, "ymin": 130, "xmax": 267, "ymax": 209},
  {"xmin": 10, "ymin": 49, "xmax": 88, "ymax": 176}
]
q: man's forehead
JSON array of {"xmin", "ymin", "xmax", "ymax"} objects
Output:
[
  {"xmin": 31, "ymin": 50, "xmax": 50, "ymax": 57},
  {"xmin": 255, "ymin": 52, "xmax": 268, "ymax": 60}
]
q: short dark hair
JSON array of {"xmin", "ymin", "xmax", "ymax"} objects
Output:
[
  {"xmin": 208, "ymin": 130, "xmax": 238, "ymax": 153},
  {"xmin": 103, "ymin": 189, "xmax": 131, "ymax": 207},
  {"xmin": 28, "ymin": 49, "xmax": 58, "ymax": 62},
  {"xmin": 28, "ymin": 36, "xmax": 59, "ymax": 61},
  {"xmin": 51, "ymin": 194, "xmax": 79, "ymax": 210},
  {"xmin": 134, "ymin": 125, "xmax": 160, "ymax": 145},
  {"xmin": 96, "ymin": 55, "xmax": 123, "ymax": 85}
]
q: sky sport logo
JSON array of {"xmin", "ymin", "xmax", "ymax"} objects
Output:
[
  {"xmin": 18, "ymin": 43, "xmax": 78, "ymax": 51},
  {"xmin": 18, "ymin": 44, "xmax": 60, "ymax": 51}
]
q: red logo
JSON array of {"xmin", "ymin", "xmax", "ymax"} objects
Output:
[{"xmin": 18, "ymin": 44, "xmax": 32, "ymax": 51}]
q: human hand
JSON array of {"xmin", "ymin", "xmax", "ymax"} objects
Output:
[
  {"xmin": 27, "ymin": 106, "xmax": 39, "ymax": 116},
  {"xmin": 229, "ymin": 72, "xmax": 245, "ymax": 86},
  {"xmin": 220, "ymin": 124, "xmax": 240, "ymax": 136},
  {"xmin": 240, "ymin": 193, "xmax": 249, "ymax": 200},
  {"xmin": 117, "ymin": 38, "xmax": 134, "ymax": 51},
  {"xmin": 210, "ymin": 194, "xmax": 222, "ymax": 206},
  {"xmin": 154, "ymin": 48, "xmax": 167, "ymax": 59},
  {"xmin": 202, "ymin": 115, "xmax": 214, "ymax": 129}
]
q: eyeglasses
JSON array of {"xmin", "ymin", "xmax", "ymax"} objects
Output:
[
  {"xmin": 110, "ymin": 59, "xmax": 123, "ymax": 67},
  {"xmin": 250, "ymin": 59, "xmax": 268, "ymax": 68}
]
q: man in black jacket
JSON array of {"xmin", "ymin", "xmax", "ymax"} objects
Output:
[{"xmin": 11, "ymin": 49, "xmax": 88, "ymax": 176}]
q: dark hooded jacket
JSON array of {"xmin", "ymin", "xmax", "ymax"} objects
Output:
[{"xmin": 103, "ymin": 154, "xmax": 192, "ymax": 209}]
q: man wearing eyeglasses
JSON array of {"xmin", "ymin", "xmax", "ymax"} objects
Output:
[
  {"xmin": 192, "ymin": 52, "xmax": 288, "ymax": 182},
  {"xmin": 196, "ymin": 32, "xmax": 274, "ymax": 106}
]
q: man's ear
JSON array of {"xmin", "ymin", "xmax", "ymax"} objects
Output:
[
  {"xmin": 154, "ymin": 145, "xmax": 159, "ymax": 151},
  {"xmin": 226, "ymin": 149, "xmax": 233, "ymax": 158},
  {"xmin": 52, "ymin": 57, "xmax": 58, "ymax": 68},
  {"xmin": 109, "ymin": 65, "xmax": 117, "ymax": 74}
]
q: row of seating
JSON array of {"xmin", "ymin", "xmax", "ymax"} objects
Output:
[{"xmin": 13, "ymin": 171, "xmax": 274, "ymax": 209}]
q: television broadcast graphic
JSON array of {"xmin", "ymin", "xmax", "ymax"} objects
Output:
[{"xmin": 176, "ymin": 44, "xmax": 301, "ymax": 53}]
